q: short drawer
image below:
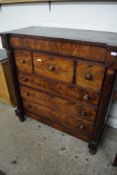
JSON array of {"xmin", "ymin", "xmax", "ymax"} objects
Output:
[
  {"xmin": 23, "ymin": 101, "xmax": 94, "ymax": 141},
  {"xmin": 33, "ymin": 52, "xmax": 74, "ymax": 83},
  {"xmin": 14, "ymin": 50, "xmax": 32, "ymax": 74},
  {"xmin": 20, "ymin": 86, "xmax": 97, "ymax": 123},
  {"xmin": 18, "ymin": 73, "xmax": 100, "ymax": 106},
  {"xmin": 76, "ymin": 61, "xmax": 105, "ymax": 92}
]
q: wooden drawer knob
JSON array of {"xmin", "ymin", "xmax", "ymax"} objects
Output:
[
  {"xmin": 22, "ymin": 77, "xmax": 28, "ymax": 82},
  {"xmin": 83, "ymin": 94, "xmax": 89, "ymax": 101},
  {"xmin": 25, "ymin": 92, "xmax": 30, "ymax": 96},
  {"xmin": 48, "ymin": 65, "xmax": 56, "ymax": 71},
  {"xmin": 79, "ymin": 124, "xmax": 84, "ymax": 130},
  {"xmin": 85, "ymin": 73, "xmax": 93, "ymax": 80},
  {"xmin": 28, "ymin": 104, "xmax": 32, "ymax": 108},
  {"xmin": 20, "ymin": 59, "xmax": 25, "ymax": 64},
  {"xmin": 80, "ymin": 111, "xmax": 87, "ymax": 116}
]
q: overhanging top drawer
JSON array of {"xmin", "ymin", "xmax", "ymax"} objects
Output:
[{"xmin": 9, "ymin": 36, "xmax": 106, "ymax": 62}]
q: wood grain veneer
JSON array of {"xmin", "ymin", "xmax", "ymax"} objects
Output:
[{"xmin": 1, "ymin": 26, "xmax": 117, "ymax": 154}]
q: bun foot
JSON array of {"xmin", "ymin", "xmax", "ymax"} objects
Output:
[
  {"xmin": 15, "ymin": 108, "xmax": 25, "ymax": 122},
  {"xmin": 88, "ymin": 142, "xmax": 98, "ymax": 155},
  {"xmin": 89, "ymin": 148, "xmax": 97, "ymax": 155}
]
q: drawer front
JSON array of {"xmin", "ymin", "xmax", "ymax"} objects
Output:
[
  {"xmin": 10, "ymin": 36, "xmax": 106, "ymax": 62},
  {"xmin": 24, "ymin": 101, "xmax": 94, "ymax": 141},
  {"xmin": 76, "ymin": 61, "xmax": 105, "ymax": 92},
  {"xmin": 20, "ymin": 86, "xmax": 97, "ymax": 123},
  {"xmin": 14, "ymin": 50, "xmax": 32, "ymax": 74},
  {"xmin": 33, "ymin": 52, "xmax": 73, "ymax": 83},
  {"xmin": 18, "ymin": 73, "xmax": 100, "ymax": 106}
]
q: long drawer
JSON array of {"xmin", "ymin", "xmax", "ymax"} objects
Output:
[
  {"xmin": 18, "ymin": 73, "xmax": 100, "ymax": 106},
  {"xmin": 10, "ymin": 36, "xmax": 106, "ymax": 62},
  {"xmin": 19, "ymin": 86, "xmax": 97, "ymax": 123},
  {"xmin": 23, "ymin": 100, "xmax": 94, "ymax": 142}
]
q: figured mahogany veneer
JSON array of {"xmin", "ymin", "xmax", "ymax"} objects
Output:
[
  {"xmin": 1, "ymin": 26, "xmax": 117, "ymax": 154},
  {"xmin": 20, "ymin": 86, "xmax": 97, "ymax": 123},
  {"xmin": 25, "ymin": 109, "xmax": 94, "ymax": 142},
  {"xmin": 14, "ymin": 50, "xmax": 32, "ymax": 74},
  {"xmin": 18, "ymin": 73, "xmax": 100, "ymax": 106},
  {"xmin": 10, "ymin": 36, "xmax": 106, "ymax": 62},
  {"xmin": 76, "ymin": 61, "xmax": 105, "ymax": 92},
  {"xmin": 33, "ymin": 52, "xmax": 74, "ymax": 83}
]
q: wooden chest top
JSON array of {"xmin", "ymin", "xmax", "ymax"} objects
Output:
[
  {"xmin": 2, "ymin": 26, "xmax": 117, "ymax": 69},
  {"xmin": 3, "ymin": 26, "xmax": 117, "ymax": 48}
]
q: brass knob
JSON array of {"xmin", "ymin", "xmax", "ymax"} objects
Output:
[
  {"xmin": 20, "ymin": 59, "xmax": 25, "ymax": 64},
  {"xmin": 79, "ymin": 124, "xmax": 84, "ymax": 130},
  {"xmin": 85, "ymin": 73, "xmax": 92, "ymax": 80},
  {"xmin": 83, "ymin": 94, "xmax": 89, "ymax": 101},
  {"xmin": 80, "ymin": 111, "xmax": 87, "ymax": 116},
  {"xmin": 48, "ymin": 65, "xmax": 55, "ymax": 71}
]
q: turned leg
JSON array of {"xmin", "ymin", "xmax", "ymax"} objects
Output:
[
  {"xmin": 88, "ymin": 142, "xmax": 98, "ymax": 155},
  {"xmin": 4, "ymin": 49, "xmax": 25, "ymax": 122},
  {"xmin": 15, "ymin": 108, "xmax": 25, "ymax": 122},
  {"xmin": 88, "ymin": 69, "xmax": 116, "ymax": 155}
]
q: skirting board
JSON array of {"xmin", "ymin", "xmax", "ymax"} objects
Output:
[{"xmin": 108, "ymin": 115, "xmax": 117, "ymax": 129}]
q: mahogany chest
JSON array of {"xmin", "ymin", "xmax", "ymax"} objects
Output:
[{"xmin": 1, "ymin": 26, "xmax": 117, "ymax": 154}]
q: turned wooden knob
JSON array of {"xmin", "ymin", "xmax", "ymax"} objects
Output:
[
  {"xmin": 48, "ymin": 65, "xmax": 56, "ymax": 71},
  {"xmin": 80, "ymin": 111, "xmax": 87, "ymax": 116},
  {"xmin": 83, "ymin": 94, "xmax": 89, "ymax": 101},
  {"xmin": 22, "ymin": 77, "xmax": 28, "ymax": 82},
  {"xmin": 79, "ymin": 124, "xmax": 84, "ymax": 130},
  {"xmin": 28, "ymin": 104, "xmax": 32, "ymax": 108},
  {"xmin": 25, "ymin": 92, "xmax": 30, "ymax": 96},
  {"xmin": 20, "ymin": 59, "xmax": 25, "ymax": 64},
  {"xmin": 85, "ymin": 73, "xmax": 93, "ymax": 80}
]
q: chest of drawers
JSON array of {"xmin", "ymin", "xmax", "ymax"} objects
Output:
[{"xmin": 1, "ymin": 27, "xmax": 117, "ymax": 154}]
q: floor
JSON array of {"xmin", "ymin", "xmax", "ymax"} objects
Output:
[{"xmin": 0, "ymin": 103, "xmax": 117, "ymax": 175}]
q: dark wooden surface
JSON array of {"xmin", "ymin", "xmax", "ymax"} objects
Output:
[
  {"xmin": 9, "ymin": 36, "xmax": 107, "ymax": 63},
  {"xmin": 33, "ymin": 52, "xmax": 74, "ymax": 83},
  {"xmin": 14, "ymin": 50, "xmax": 33, "ymax": 74},
  {"xmin": 1, "ymin": 26, "xmax": 117, "ymax": 154},
  {"xmin": 18, "ymin": 72, "xmax": 100, "ymax": 106},
  {"xmin": 113, "ymin": 90, "xmax": 117, "ymax": 102},
  {"xmin": 19, "ymin": 86, "xmax": 97, "ymax": 123},
  {"xmin": 89, "ymin": 68, "xmax": 115, "ymax": 154},
  {"xmin": 76, "ymin": 61, "xmax": 105, "ymax": 92},
  {"xmin": 2, "ymin": 26, "xmax": 117, "ymax": 48},
  {"xmin": 1, "ymin": 34, "xmax": 25, "ymax": 121},
  {"xmin": 25, "ymin": 106, "xmax": 94, "ymax": 142}
]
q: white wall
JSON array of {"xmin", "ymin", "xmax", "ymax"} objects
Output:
[
  {"xmin": 0, "ymin": 2, "xmax": 117, "ymax": 128},
  {"xmin": 1, "ymin": 2, "xmax": 117, "ymax": 33}
]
